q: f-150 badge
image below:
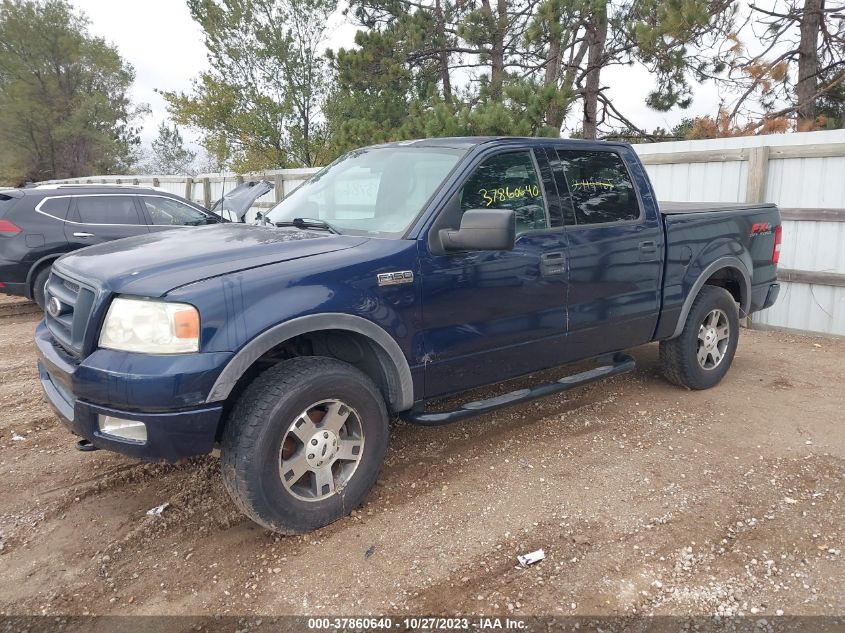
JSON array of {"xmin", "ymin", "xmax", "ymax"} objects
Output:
[{"xmin": 377, "ymin": 271, "xmax": 414, "ymax": 286}]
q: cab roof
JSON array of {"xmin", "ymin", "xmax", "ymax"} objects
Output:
[{"xmin": 371, "ymin": 136, "xmax": 631, "ymax": 150}]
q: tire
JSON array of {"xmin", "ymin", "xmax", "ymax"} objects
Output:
[
  {"xmin": 659, "ymin": 285, "xmax": 740, "ymax": 390},
  {"xmin": 220, "ymin": 356, "xmax": 389, "ymax": 533},
  {"xmin": 32, "ymin": 265, "xmax": 52, "ymax": 310}
]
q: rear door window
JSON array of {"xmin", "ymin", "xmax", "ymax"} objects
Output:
[
  {"xmin": 72, "ymin": 196, "xmax": 143, "ymax": 225},
  {"xmin": 556, "ymin": 149, "xmax": 640, "ymax": 225}
]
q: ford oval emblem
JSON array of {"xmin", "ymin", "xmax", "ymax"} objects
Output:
[{"xmin": 47, "ymin": 296, "xmax": 63, "ymax": 318}]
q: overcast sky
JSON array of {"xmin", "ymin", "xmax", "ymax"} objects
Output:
[{"xmin": 72, "ymin": 0, "xmax": 724, "ymax": 150}]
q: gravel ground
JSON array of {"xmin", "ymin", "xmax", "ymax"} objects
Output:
[{"xmin": 0, "ymin": 292, "xmax": 843, "ymax": 622}]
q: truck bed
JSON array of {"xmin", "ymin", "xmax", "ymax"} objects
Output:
[
  {"xmin": 653, "ymin": 200, "xmax": 781, "ymax": 341},
  {"xmin": 660, "ymin": 201, "xmax": 778, "ymax": 214}
]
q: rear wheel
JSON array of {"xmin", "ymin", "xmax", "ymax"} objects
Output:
[
  {"xmin": 220, "ymin": 356, "xmax": 389, "ymax": 533},
  {"xmin": 659, "ymin": 285, "xmax": 740, "ymax": 390},
  {"xmin": 32, "ymin": 265, "xmax": 52, "ymax": 310}
]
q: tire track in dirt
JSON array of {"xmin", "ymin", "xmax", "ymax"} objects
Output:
[
  {"xmin": 0, "ymin": 326, "xmax": 843, "ymax": 618},
  {"xmin": 0, "ymin": 373, "xmax": 635, "ymax": 616},
  {"xmin": 406, "ymin": 450, "xmax": 845, "ymax": 617},
  {"xmin": 0, "ymin": 301, "xmax": 41, "ymax": 320}
]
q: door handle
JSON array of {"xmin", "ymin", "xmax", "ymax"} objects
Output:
[
  {"xmin": 540, "ymin": 251, "xmax": 566, "ymax": 276},
  {"xmin": 638, "ymin": 240, "xmax": 658, "ymax": 261},
  {"xmin": 73, "ymin": 232, "xmax": 94, "ymax": 238}
]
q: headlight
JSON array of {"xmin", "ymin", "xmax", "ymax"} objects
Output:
[{"xmin": 99, "ymin": 297, "xmax": 200, "ymax": 354}]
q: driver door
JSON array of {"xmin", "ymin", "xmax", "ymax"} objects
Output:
[{"xmin": 418, "ymin": 147, "xmax": 570, "ymax": 398}]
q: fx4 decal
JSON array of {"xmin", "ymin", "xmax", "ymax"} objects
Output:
[{"xmin": 750, "ymin": 222, "xmax": 774, "ymax": 236}]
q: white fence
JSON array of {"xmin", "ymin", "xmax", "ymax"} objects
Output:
[
  {"xmin": 39, "ymin": 130, "xmax": 845, "ymax": 336},
  {"xmin": 633, "ymin": 129, "xmax": 845, "ymax": 337}
]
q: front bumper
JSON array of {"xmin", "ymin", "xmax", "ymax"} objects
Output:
[{"xmin": 35, "ymin": 320, "xmax": 231, "ymax": 462}]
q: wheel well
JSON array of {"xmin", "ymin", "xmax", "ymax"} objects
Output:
[
  {"xmin": 224, "ymin": 329, "xmax": 400, "ymax": 417},
  {"xmin": 703, "ymin": 267, "xmax": 744, "ymax": 307},
  {"xmin": 27, "ymin": 258, "xmax": 57, "ymax": 298}
]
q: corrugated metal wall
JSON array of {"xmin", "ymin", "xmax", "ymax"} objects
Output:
[{"xmin": 633, "ymin": 130, "xmax": 845, "ymax": 336}]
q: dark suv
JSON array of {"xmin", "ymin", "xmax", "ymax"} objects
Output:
[{"xmin": 0, "ymin": 182, "xmax": 270, "ymax": 308}]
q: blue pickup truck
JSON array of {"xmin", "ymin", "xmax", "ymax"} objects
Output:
[{"xmin": 35, "ymin": 137, "xmax": 782, "ymax": 533}]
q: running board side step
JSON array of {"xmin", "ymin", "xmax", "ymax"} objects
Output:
[{"xmin": 400, "ymin": 352, "xmax": 635, "ymax": 426}]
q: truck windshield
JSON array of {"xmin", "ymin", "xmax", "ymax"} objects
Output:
[{"xmin": 265, "ymin": 146, "xmax": 465, "ymax": 236}]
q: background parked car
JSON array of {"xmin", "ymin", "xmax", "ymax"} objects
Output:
[{"xmin": 0, "ymin": 181, "xmax": 272, "ymax": 308}]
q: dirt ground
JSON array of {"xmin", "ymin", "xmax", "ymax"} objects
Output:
[{"xmin": 0, "ymin": 292, "xmax": 843, "ymax": 622}]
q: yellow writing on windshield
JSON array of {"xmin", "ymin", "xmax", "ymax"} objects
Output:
[
  {"xmin": 572, "ymin": 180, "xmax": 614, "ymax": 190},
  {"xmin": 479, "ymin": 184, "xmax": 540, "ymax": 207}
]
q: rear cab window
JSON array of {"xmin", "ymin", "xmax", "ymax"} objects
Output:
[
  {"xmin": 556, "ymin": 149, "xmax": 641, "ymax": 225},
  {"xmin": 71, "ymin": 196, "xmax": 143, "ymax": 225}
]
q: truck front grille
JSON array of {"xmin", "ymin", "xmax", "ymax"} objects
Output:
[{"xmin": 44, "ymin": 270, "xmax": 96, "ymax": 357}]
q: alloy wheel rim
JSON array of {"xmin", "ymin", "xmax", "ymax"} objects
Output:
[
  {"xmin": 278, "ymin": 399, "xmax": 364, "ymax": 502},
  {"xmin": 697, "ymin": 309, "xmax": 730, "ymax": 370}
]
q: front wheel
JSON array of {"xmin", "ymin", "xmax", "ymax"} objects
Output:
[
  {"xmin": 659, "ymin": 285, "xmax": 740, "ymax": 390},
  {"xmin": 220, "ymin": 356, "xmax": 389, "ymax": 533}
]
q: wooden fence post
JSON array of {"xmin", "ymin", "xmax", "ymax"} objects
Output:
[
  {"xmin": 184, "ymin": 177, "xmax": 193, "ymax": 201},
  {"xmin": 274, "ymin": 174, "xmax": 284, "ymax": 202},
  {"xmin": 152, "ymin": 178, "xmax": 160, "ymax": 188},
  {"xmin": 744, "ymin": 145, "xmax": 771, "ymax": 330},
  {"xmin": 745, "ymin": 146, "xmax": 770, "ymax": 203},
  {"xmin": 202, "ymin": 177, "xmax": 211, "ymax": 208}
]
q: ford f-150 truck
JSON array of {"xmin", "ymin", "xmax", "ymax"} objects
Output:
[{"xmin": 35, "ymin": 137, "xmax": 782, "ymax": 533}]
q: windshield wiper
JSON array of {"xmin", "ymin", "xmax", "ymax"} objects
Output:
[{"xmin": 274, "ymin": 217, "xmax": 341, "ymax": 234}]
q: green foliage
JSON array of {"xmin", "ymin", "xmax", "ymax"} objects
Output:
[
  {"xmin": 815, "ymin": 70, "xmax": 845, "ymax": 129},
  {"xmin": 0, "ymin": 0, "xmax": 144, "ymax": 185},
  {"xmin": 164, "ymin": 0, "xmax": 336, "ymax": 171},
  {"xmin": 322, "ymin": 0, "xmax": 565, "ymax": 157},
  {"xmin": 168, "ymin": 0, "xmax": 750, "ymax": 165},
  {"xmin": 632, "ymin": 0, "xmax": 736, "ymax": 112}
]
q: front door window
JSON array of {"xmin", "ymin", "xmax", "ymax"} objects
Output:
[{"xmin": 458, "ymin": 151, "xmax": 549, "ymax": 235}]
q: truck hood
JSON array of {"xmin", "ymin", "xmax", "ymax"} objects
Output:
[{"xmin": 55, "ymin": 223, "xmax": 368, "ymax": 297}]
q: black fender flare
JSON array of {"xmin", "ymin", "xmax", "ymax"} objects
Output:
[
  {"xmin": 206, "ymin": 313, "xmax": 414, "ymax": 412},
  {"xmin": 670, "ymin": 256, "xmax": 751, "ymax": 339}
]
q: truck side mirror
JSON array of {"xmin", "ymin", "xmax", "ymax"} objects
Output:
[{"xmin": 439, "ymin": 208, "xmax": 516, "ymax": 252}]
